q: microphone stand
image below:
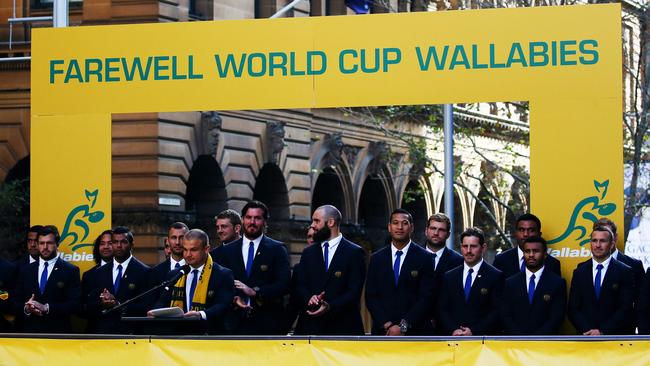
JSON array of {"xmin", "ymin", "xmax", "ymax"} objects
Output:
[{"xmin": 102, "ymin": 277, "xmax": 179, "ymax": 315}]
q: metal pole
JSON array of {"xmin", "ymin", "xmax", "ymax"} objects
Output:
[
  {"xmin": 444, "ymin": 104, "xmax": 454, "ymax": 249},
  {"xmin": 270, "ymin": 0, "xmax": 306, "ymax": 18},
  {"xmin": 53, "ymin": 0, "xmax": 68, "ymax": 27}
]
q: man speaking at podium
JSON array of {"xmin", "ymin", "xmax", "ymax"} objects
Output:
[{"xmin": 151, "ymin": 229, "xmax": 234, "ymax": 334}]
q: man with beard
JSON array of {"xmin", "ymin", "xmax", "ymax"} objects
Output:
[
  {"xmin": 293, "ymin": 205, "xmax": 366, "ymax": 335},
  {"xmin": 438, "ymin": 227, "xmax": 504, "ymax": 336},
  {"xmin": 493, "ymin": 213, "xmax": 561, "ymax": 279},
  {"xmin": 210, "ymin": 209, "xmax": 242, "ymax": 261},
  {"xmin": 424, "ymin": 213, "xmax": 463, "ymax": 333},
  {"xmin": 500, "ymin": 236, "xmax": 566, "ymax": 335},
  {"xmin": 16, "ymin": 225, "xmax": 43, "ymax": 267},
  {"xmin": 214, "ymin": 200, "xmax": 290, "ymax": 334},
  {"xmin": 365, "ymin": 209, "xmax": 435, "ymax": 335},
  {"xmin": 86, "ymin": 226, "xmax": 151, "ymax": 333},
  {"xmin": 13, "ymin": 225, "xmax": 81, "ymax": 333},
  {"xmin": 149, "ymin": 222, "xmax": 189, "ymax": 301}
]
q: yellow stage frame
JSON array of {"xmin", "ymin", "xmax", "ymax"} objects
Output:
[{"xmin": 31, "ymin": 4, "xmax": 623, "ymax": 274}]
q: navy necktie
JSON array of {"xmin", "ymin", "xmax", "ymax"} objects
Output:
[
  {"xmin": 528, "ymin": 273, "xmax": 536, "ymax": 304},
  {"xmin": 323, "ymin": 242, "xmax": 330, "ymax": 271},
  {"xmin": 114, "ymin": 264, "xmax": 123, "ymax": 293},
  {"xmin": 520, "ymin": 258, "xmax": 526, "ymax": 272},
  {"xmin": 39, "ymin": 262, "xmax": 49, "ymax": 295},
  {"xmin": 464, "ymin": 268, "xmax": 474, "ymax": 301},
  {"xmin": 432, "ymin": 252, "xmax": 437, "ymax": 271},
  {"xmin": 246, "ymin": 242, "xmax": 255, "ymax": 277},
  {"xmin": 174, "ymin": 262, "xmax": 180, "ymax": 269},
  {"xmin": 187, "ymin": 269, "xmax": 199, "ymax": 312},
  {"xmin": 393, "ymin": 250, "xmax": 403, "ymax": 286},
  {"xmin": 594, "ymin": 263, "xmax": 604, "ymax": 299}
]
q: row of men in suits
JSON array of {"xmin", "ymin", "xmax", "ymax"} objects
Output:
[{"xmin": 2, "ymin": 205, "xmax": 649, "ymax": 336}]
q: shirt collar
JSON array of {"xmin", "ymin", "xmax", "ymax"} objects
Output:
[
  {"xmin": 517, "ymin": 247, "xmax": 524, "ymax": 262},
  {"xmin": 322, "ymin": 233, "xmax": 343, "ymax": 248},
  {"xmin": 100, "ymin": 259, "xmax": 108, "ymax": 266},
  {"xmin": 592, "ymin": 255, "xmax": 612, "ymax": 269},
  {"xmin": 39, "ymin": 256, "xmax": 58, "ymax": 267},
  {"xmin": 391, "ymin": 241, "xmax": 411, "ymax": 257},
  {"xmin": 170, "ymin": 257, "xmax": 186, "ymax": 269},
  {"xmin": 464, "ymin": 259, "xmax": 483, "ymax": 272},
  {"xmin": 426, "ymin": 246, "xmax": 445, "ymax": 256},
  {"xmin": 243, "ymin": 234, "xmax": 263, "ymax": 247},
  {"xmin": 612, "ymin": 249, "xmax": 620, "ymax": 259},
  {"xmin": 189, "ymin": 263, "xmax": 205, "ymax": 273},
  {"xmin": 526, "ymin": 265, "xmax": 544, "ymax": 277},
  {"xmin": 114, "ymin": 255, "xmax": 133, "ymax": 270}
]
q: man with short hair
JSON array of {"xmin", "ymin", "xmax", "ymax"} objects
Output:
[
  {"xmin": 425, "ymin": 213, "xmax": 463, "ymax": 334},
  {"xmin": 365, "ymin": 208, "xmax": 435, "ymax": 336},
  {"xmin": 151, "ymin": 229, "xmax": 234, "ymax": 334},
  {"xmin": 568, "ymin": 226, "xmax": 634, "ymax": 335},
  {"xmin": 12, "ymin": 225, "xmax": 81, "ymax": 333},
  {"xmin": 438, "ymin": 227, "xmax": 504, "ymax": 336},
  {"xmin": 293, "ymin": 205, "xmax": 366, "ymax": 335},
  {"xmin": 500, "ymin": 236, "xmax": 566, "ymax": 335},
  {"xmin": 215, "ymin": 200, "xmax": 290, "ymax": 334},
  {"xmin": 149, "ymin": 222, "xmax": 189, "ymax": 300},
  {"xmin": 17, "ymin": 225, "xmax": 43, "ymax": 267},
  {"xmin": 86, "ymin": 226, "xmax": 151, "ymax": 333},
  {"xmin": 210, "ymin": 209, "xmax": 242, "ymax": 261},
  {"xmin": 493, "ymin": 213, "xmax": 561, "ymax": 278}
]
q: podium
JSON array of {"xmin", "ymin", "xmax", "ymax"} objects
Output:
[{"xmin": 121, "ymin": 317, "xmax": 205, "ymax": 335}]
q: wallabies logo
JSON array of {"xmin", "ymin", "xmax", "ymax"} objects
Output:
[
  {"xmin": 548, "ymin": 180, "xmax": 616, "ymax": 246},
  {"xmin": 60, "ymin": 189, "xmax": 105, "ymax": 251}
]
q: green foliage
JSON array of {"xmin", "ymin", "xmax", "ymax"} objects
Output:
[{"xmin": 0, "ymin": 179, "xmax": 30, "ymax": 260}]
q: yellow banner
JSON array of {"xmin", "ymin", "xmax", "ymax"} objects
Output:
[
  {"xmin": 30, "ymin": 114, "xmax": 112, "ymax": 273},
  {"xmin": 30, "ymin": 4, "xmax": 623, "ymax": 275},
  {"xmin": 1, "ymin": 338, "xmax": 649, "ymax": 366}
]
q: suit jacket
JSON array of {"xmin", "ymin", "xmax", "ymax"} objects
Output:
[
  {"xmin": 294, "ymin": 238, "xmax": 366, "ymax": 335},
  {"xmin": 428, "ymin": 247, "xmax": 463, "ymax": 334},
  {"xmin": 12, "ymin": 258, "xmax": 81, "ymax": 333},
  {"xmin": 615, "ymin": 252, "xmax": 644, "ymax": 292},
  {"xmin": 568, "ymin": 258, "xmax": 634, "ymax": 335},
  {"xmin": 493, "ymin": 247, "xmax": 561, "ymax": 279},
  {"xmin": 215, "ymin": 235, "xmax": 291, "ymax": 334},
  {"xmin": 80, "ymin": 263, "xmax": 103, "ymax": 318},
  {"xmin": 500, "ymin": 269, "xmax": 566, "ymax": 335},
  {"xmin": 438, "ymin": 261, "xmax": 504, "ymax": 335},
  {"xmin": 86, "ymin": 257, "xmax": 151, "ymax": 333},
  {"xmin": 0, "ymin": 258, "xmax": 18, "ymax": 332},
  {"xmin": 365, "ymin": 243, "xmax": 435, "ymax": 335},
  {"xmin": 154, "ymin": 262, "xmax": 235, "ymax": 334}
]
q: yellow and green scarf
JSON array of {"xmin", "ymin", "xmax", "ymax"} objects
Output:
[{"xmin": 169, "ymin": 255, "xmax": 213, "ymax": 312}]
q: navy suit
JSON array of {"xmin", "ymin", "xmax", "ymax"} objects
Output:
[
  {"xmin": 0, "ymin": 258, "xmax": 18, "ymax": 332},
  {"xmin": 428, "ymin": 247, "xmax": 463, "ymax": 334},
  {"xmin": 12, "ymin": 258, "xmax": 81, "ymax": 333},
  {"xmin": 294, "ymin": 238, "xmax": 366, "ymax": 335},
  {"xmin": 636, "ymin": 268, "xmax": 650, "ymax": 334},
  {"xmin": 86, "ymin": 258, "xmax": 151, "ymax": 333},
  {"xmin": 500, "ymin": 269, "xmax": 566, "ymax": 335},
  {"xmin": 215, "ymin": 235, "xmax": 291, "ymax": 334},
  {"xmin": 365, "ymin": 243, "xmax": 435, "ymax": 335},
  {"xmin": 493, "ymin": 247, "xmax": 561, "ymax": 279},
  {"xmin": 568, "ymin": 258, "xmax": 634, "ymax": 335},
  {"xmin": 148, "ymin": 258, "xmax": 178, "ymax": 306},
  {"xmin": 154, "ymin": 262, "xmax": 235, "ymax": 334},
  {"xmin": 438, "ymin": 261, "xmax": 504, "ymax": 335},
  {"xmin": 80, "ymin": 263, "xmax": 104, "ymax": 318}
]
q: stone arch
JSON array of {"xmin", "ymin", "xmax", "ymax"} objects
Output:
[
  {"xmin": 185, "ymin": 155, "xmax": 228, "ymax": 237},
  {"xmin": 400, "ymin": 178, "xmax": 429, "ymax": 245},
  {"xmin": 253, "ymin": 162, "xmax": 290, "ymax": 222},
  {"xmin": 5, "ymin": 155, "xmax": 29, "ymax": 183},
  {"xmin": 358, "ymin": 165, "xmax": 395, "ymax": 251}
]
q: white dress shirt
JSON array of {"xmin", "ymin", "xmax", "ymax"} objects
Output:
[
  {"xmin": 525, "ymin": 266, "xmax": 544, "ymax": 294},
  {"xmin": 322, "ymin": 233, "xmax": 343, "ymax": 270},
  {"xmin": 112, "ymin": 255, "xmax": 133, "ymax": 284},
  {"xmin": 462, "ymin": 259, "xmax": 483, "ymax": 288},
  {"xmin": 170, "ymin": 257, "xmax": 186, "ymax": 271},
  {"xmin": 426, "ymin": 246, "xmax": 445, "ymax": 270},
  {"xmin": 242, "ymin": 235, "xmax": 263, "ymax": 270},
  {"xmin": 38, "ymin": 256, "xmax": 58, "ymax": 284},
  {"xmin": 592, "ymin": 256, "xmax": 612, "ymax": 285},
  {"xmin": 186, "ymin": 264, "xmax": 207, "ymax": 320},
  {"xmin": 391, "ymin": 241, "xmax": 411, "ymax": 275}
]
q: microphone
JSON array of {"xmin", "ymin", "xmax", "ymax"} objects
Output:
[{"xmin": 163, "ymin": 264, "xmax": 192, "ymax": 290}]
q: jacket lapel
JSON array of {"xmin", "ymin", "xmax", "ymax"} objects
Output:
[
  {"xmin": 321, "ymin": 239, "xmax": 346, "ymax": 288},
  {"xmin": 249, "ymin": 237, "xmax": 267, "ymax": 279},
  {"xmin": 232, "ymin": 239, "xmax": 247, "ymax": 279}
]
